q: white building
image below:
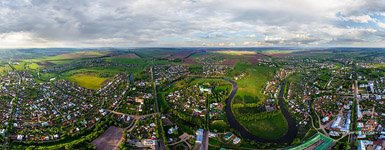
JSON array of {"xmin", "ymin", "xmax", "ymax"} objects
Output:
[
  {"xmin": 233, "ymin": 137, "xmax": 241, "ymax": 144},
  {"xmin": 331, "ymin": 116, "xmax": 342, "ymax": 129},
  {"xmin": 0, "ymin": 129, "xmax": 5, "ymax": 136},
  {"xmin": 199, "ymin": 86, "xmax": 212, "ymax": 94}
]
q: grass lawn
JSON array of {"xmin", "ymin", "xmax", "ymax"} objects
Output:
[
  {"xmin": 13, "ymin": 62, "xmax": 26, "ymax": 70},
  {"xmin": 210, "ymin": 120, "xmax": 231, "ymax": 133},
  {"xmin": 229, "ymin": 62, "xmax": 287, "ymax": 139},
  {"xmin": 231, "ymin": 63, "xmax": 276, "ymax": 104},
  {"xmin": 238, "ymin": 111, "xmax": 288, "ymax": 140},
  {"xmin": 28, "ymin": 63, "xmax": 40, "ymax": 70},
  {"xmin": 66, "ymin": 73, "xmax": 108, "ymax": 90},
  {"xmin": 59, "ymin": 66, "xmax": 129, "ymax": 89}
]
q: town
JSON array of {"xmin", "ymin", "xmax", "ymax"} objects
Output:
[{"xmin": 0, "ymin": 48, "xmax": 385, "ymax": 150}]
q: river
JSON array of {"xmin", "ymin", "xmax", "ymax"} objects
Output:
[{"xmin": 224, "ymin": 79, "xmax": 298, "ymax": 144}]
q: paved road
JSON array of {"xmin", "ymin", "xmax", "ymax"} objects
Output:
[
  {"xmin": 201, "ymin": 130, "xmax": 209, "ymax": 150},
  {"xmin": 107, "ymin": 110, "xmax": 158, "ymax": 119},
  {"xmin": 224, "ymin": 79, "xmax": 298, "ymax": 144},
  {"xmin": 350, "ymin": 80, "xmax": 358, "ymax": 149},
  {"xmin": 151, "ymin": 66, "xmax": 167, "ymax": 150}
]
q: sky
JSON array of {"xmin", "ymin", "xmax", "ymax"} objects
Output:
[{"xmin": 1, "ymin": 0, "xmax": 385, "ymax": 48}]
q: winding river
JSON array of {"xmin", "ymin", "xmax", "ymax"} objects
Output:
[{"xmin": 224, "ymin": 79, "xmax": 298, "ymax": 144}]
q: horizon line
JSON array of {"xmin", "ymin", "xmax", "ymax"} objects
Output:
[{"xmin": 1, "ymin": 46, "xmax": 385, "ymax": 50}]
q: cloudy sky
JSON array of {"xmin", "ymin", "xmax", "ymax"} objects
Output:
[{"xmin": 1, "ymin": 0, "xmax": 385, "ymax": 48}]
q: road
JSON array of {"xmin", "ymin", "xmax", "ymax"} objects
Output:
[
  {"xmin": 350, "ymin": 79, "xmax": 358, "ymax": 149},
  {"xmin": 201, "ymin": 87, "xmax": 210, "ymax": 150},
  {"xmin": 201, "ymin": 130, "xmax": 209, "ymax": 150},
  {"xmin": 3, "ymin": 63, "xmax": 21, "ymax": 150},
  {"xmin": 224, "ymin": 79, "xmax": 298, "ymax": 144},
  {"xmin": 151, "ymin": 65, "xmax": 167, "ymax": 150},
  {"xmin": 107, "ymin": 110, "xmax": 158, "ymax": 120},
  {"xmin": 107, "ymin": 110, "xmax": 159, "ymax": 132},
  {"xmin": 312, "ymin": 104, "xmax": 328, "ymax": 136},
  {"xmin": 168, "ymin": 133, "xmax": 192, "ymax": 149}
]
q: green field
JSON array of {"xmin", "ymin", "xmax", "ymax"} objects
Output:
[
  {"xmin": 41, "ymin": 51, "xmax": 108, "ymax": 61},
  {"xmin": 59, "ymin": 67, "xmax": 121, "ymax": 90},
  {"xmin": 61, "ymin": 67, "xmax": 124, "ymax": 77},
  {"xmin": 235, "ymin": 109, "xmax": 288, "ymax": 139},
  {"xmin": 210, "ymin": 120, "xmax": 231, "ymax": 132},
  {"xmin": 104, "ymin": 57, "xmax": 169, "ymax": 78},
  {"xmin": 248, "ymin": 112, "xmax": 288, "ymax": 139},
  {"xmin": 66, "ymin": 73, "xmax": 108, "ymax": 90},
  {"xmin": 228, "ymin": 62, "xmax": 288, "ymax": 139},
  {"xmin": 28, "ymin": 63, "xmax": 40, "ymax": 70},
  {"xmin": 26, "ymin": 51, "xmax": 108, "ymax": 68},
  {"xmin": 231, "ymin": 63, "xmax": 276, "ymax": 104}
]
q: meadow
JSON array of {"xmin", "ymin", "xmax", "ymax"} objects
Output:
[
  {"xmin": 228, "ymin": 62, "xmax": 289, "ymax": 139},
  {"xmin": 237, "ymin": 111, "xmax": 288, "ymax": 140},
  {"xmin": 28, "ymin": 62, "xmax": 40, "ymax": 70},
  {"xmin": 231, "ymin": 63, "xmax": 276, "ymax": 104},
  {"xmin": 66, "ymin": 73, "xmax": 108, "ymax": 90},
  {"xmin": 23, "ymin": 51, "xmax": 109, "ymax": 69},
  {"xmin": 104, "ymin": 57, "xmax": 169, "ymax": 77},
  {"xmin": 41, "ymin": 51, "xmax": 108, "ymax": 61}
]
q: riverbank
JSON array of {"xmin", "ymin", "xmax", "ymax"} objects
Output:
[{"xmin": 224, "ymin": 79, "xmax": 298, "ymax": 144}]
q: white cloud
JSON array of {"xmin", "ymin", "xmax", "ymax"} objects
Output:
[
  {"xmin": 0, "ymin": 32, "xmax": 64, "ymax": 48},
  {"xmin": 0, "ymin": 0, "xmax": 384, "ymax": 47},
  {"xmin": 377, "ymin": 21, "xmax": 385, "ymax": 28},
  {"xmin": 242, "ymin": 41, "xmax": 268, "ymax": 46},
  {"xmin": 343, "ymin": 15, "xmax": 375, "ymax": 23}
]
